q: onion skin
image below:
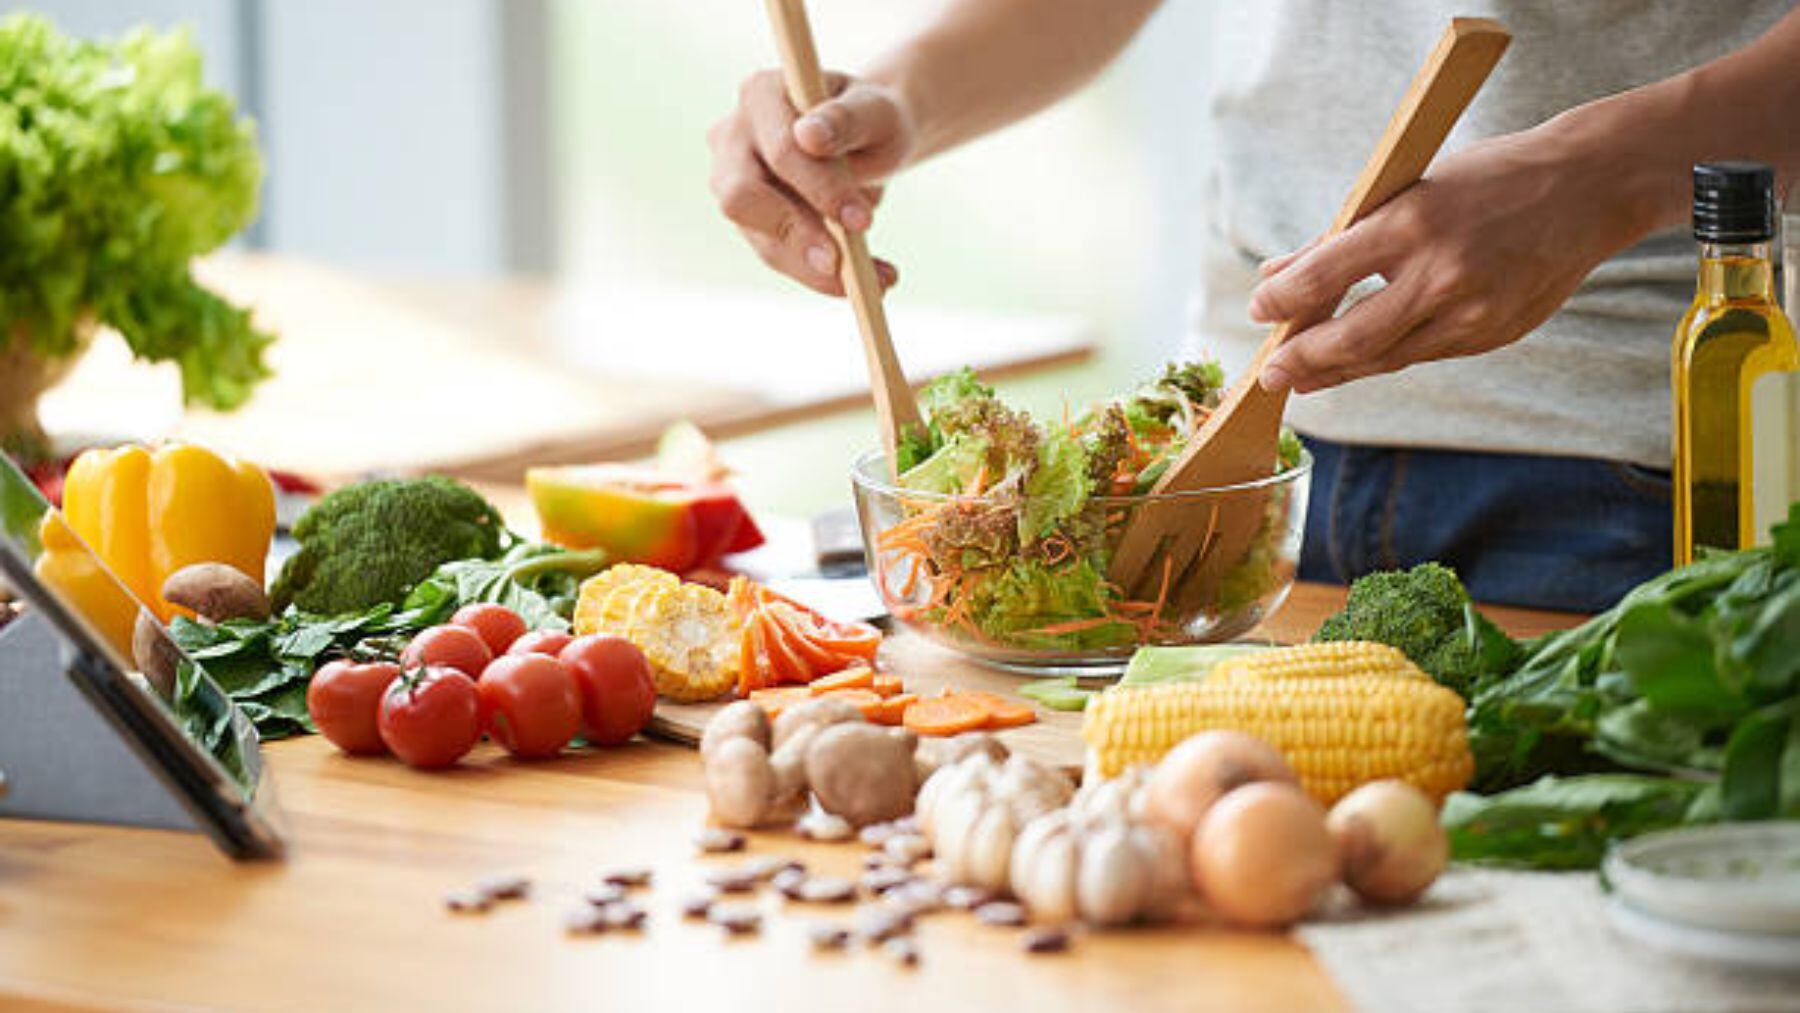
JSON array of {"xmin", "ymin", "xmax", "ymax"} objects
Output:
[
  {"xmin": 1327, "ymin": 781, "xmax": 1448, "ymax": 906},
  {"xmin": 1144, "ymin": 731, "xmax": 1298, "ymax": 842},
  {"xmin": 1192, "ymin": 782, "xmax": 1337, "ymax": 929}
]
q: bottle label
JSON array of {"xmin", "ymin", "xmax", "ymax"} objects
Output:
[{"xmin": 1750, "ymin": 369, "xmax": 1799, "ymax": 543}]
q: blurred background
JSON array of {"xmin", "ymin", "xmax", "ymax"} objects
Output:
[{"xmin": 14, "ymin": 0, "xmax": 1223, "ymax": 514}]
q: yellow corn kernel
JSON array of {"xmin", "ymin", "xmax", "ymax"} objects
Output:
[{"xmin": 1208, "ymin": 640, "xmax": 1422, "ymax": 684}]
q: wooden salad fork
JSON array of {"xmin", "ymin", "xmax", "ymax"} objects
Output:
[
  {"xmin": 763, "ymin": 0, "xmax": 924, "ymax": 474},
  {"xmin": 1107, "ymin": 18, "xmax": 1511, "ymax": 620}
]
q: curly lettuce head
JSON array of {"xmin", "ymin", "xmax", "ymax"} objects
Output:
[{"xmin": 0, "ymin": 15, "xmax": 270, "ymax": 409}]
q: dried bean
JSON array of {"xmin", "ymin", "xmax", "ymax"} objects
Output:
[
  {"xmin": 695, "ymin": 828, "xmax": 747, "ymax": 854},
  {"xmin": 474, "ymin": 874, "xmax": 531, "ymax": 901},
  {"xmin": 443, "ymin": 889, "xmax": 493, "ymax": 914},
  {"xmin": 808, "ymin": 923, "xmax": 852, "ymax": 951},
  {"xmin": 602, "ymin": 867, "xmax": 654, "ymax": 888},
  {"xmin": 882, "ymin": 834, "xmax": 931, "ymax": 866},
  {"xmin": 854, "ymin": 905, "xmax": 914, "ymax": 944},
  {"xmin": 859, "ymin": 822, "xmax": 899, "ymax": 848},
  {"xmin": 772, "ymin": 868, "xmax": 810, "ymax": 899},
  {"xmin": 884, "ymin": 881, "xmax": 944, "ymax": 916},
  {"xmin": 563, "ymin": 907, "xmax": 609, "ymax": 935},
  {"xmin": 602, "ymin": 903, "xmax": 648, "ymax": 930},
  {"xmin": 881, "ymin": 937, "xmax": 921, "ymax": 968},
  {"xmin": 1022, "ymin": 927, "xmax": 1071, "ymax": 954},
  {"xmin": 944, "ymin": 886, "xmax": 994, "ymax": 911},
  {"xmin": 796, "ymin": 877, "xmax": 857, "ymax": 904},
  {"xmin": 974, "ymin": 901, "xmax": 1027, "ymax": 927},
  {"xmin": 705, "ymin": 867, "xmax": 761, "ymax": 894},
  {"xmin": 680, "ymin": 893, "xmax": 717, "ymax": 920},
  {"xmin": 744, "ymin": 855, "xmax": 803, "ymax": 881},
  {"xmin": 708, "ymin": 904, "xmax": 763, "ymax": 935},
  {"xmin": 583, "ymin": 884, "xmax": 628, "ymax": 907},
  {"xmin": 859, "ymin": 867, "xmax": 914, "ymax": 895}
]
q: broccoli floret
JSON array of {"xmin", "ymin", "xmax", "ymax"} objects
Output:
[
  {"xmin": 1313, "ymin": 562, "xmax": 1519, "ymax": 699},
  {"xmin": 270, "ymin": 476, "xmax": 508, "ymax": 614}
]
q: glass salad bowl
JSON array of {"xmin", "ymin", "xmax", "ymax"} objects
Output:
[{"xmin": 851, "ymin": 448, "xmax": 1311, "ymax": 674}]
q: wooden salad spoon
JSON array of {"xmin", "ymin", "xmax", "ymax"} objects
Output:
[
  {"xmin": 1108, "ymin": 18, "xmax": 1511, "ymax": 620},
  {"xmin": 763, "ymin": 0, "xmax": 924, "ymax": 474}
]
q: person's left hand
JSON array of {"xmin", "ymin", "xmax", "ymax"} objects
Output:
[{"xmin": 1247, "ymin": 125, "xmax": 1650, "ymax": 394}]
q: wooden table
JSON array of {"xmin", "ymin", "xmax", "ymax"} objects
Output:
[
  {"xmin": 38, "ymin": 255, "xmax": 1094, "ymax": 482},
  {"xmin": 0, "ymin": 584, "xmax": 1578, "ymax": 1012}
]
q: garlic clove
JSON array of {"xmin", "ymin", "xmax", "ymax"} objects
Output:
[{"xmin": 1077, "ymin": 824, "xmax": 1150, "ymax": 927}]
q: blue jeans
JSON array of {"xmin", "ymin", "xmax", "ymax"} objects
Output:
[{"xmin": 1298, "ymin": 437, "xmax": 1672, "ymax": 613}]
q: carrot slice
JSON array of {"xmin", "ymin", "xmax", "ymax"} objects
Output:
[
  {"xmin": 756, "ymin": 612, "xmax": 810, "ymax": 685},
  {"xmin": 764, "ymin": 603, "xmax": 847, "ymax": 675},
  {"xmin": 870, "ymin": 692, "xmax": 917, "ymax": 725},
  {"xmin": 817, "ymin": 687, "xmax": 885, "ymax": 720},
  {"xmin": 902, "ymin": 695, "xmax": 992, "ymax": 736},
  {"xmin": 809, "ymin": 666, "xmax": 875, "ymax": 695},
  {"xmin": 870, "ymin": 674, "xmax": 904, "ymax": 698},
  {"xmin": 962, "ymin": 691, "xmax": 1037, "ymax": 729},
  {"xmin": 737, "ymin": 619, "xmax": 765, "ymax": 696},
  {"xmin": 749, "ymin": 686, "xmax": 814, "ymax": 718}
]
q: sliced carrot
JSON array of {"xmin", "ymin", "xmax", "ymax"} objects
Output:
[
  {"xmin": 765, "ymin": 603, "xmax": 847, "ymax": 675},
  {"xmin": 870, "ymin": 692, "xmax": 917, "ymax": 725},
  {"xmin": 962, "ymin": 691, "xmax": 1037, "ymax": 729},
  {"xmin": 749, "ymin": 686, "xmax": 814, "ymax": 718},
  {"xmin": 809, "ymin": 666, "xmax": 875, "ymax": 695},
  {"xmin": 817, "ymin": 687, "xmax": 885, "ymax": 720},
  {"xmin": 757, "ymin": 612, "xmax": 809, "ymax": 686},
  {"xmin": 902, "ymin": 695, "xmax": 992, "ymax": 736},
  {"xmin": 870, "ymin": 674, "xmax": 904, "ymax": 698},
  {"xmin": 737, "ymin": 619, "xmax": 765, "ymax": 696}
]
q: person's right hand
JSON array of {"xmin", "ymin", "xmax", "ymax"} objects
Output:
[{"xmin": 708, "ymin": 69, "xmax": 915, "ymax": 296}]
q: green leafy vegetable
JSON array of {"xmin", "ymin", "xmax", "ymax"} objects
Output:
[
  {"xmin": 270, "ymin": 475, "xmax": 508, "ymax": 614},
  {"xmin": 402, "ymin": 543, "xmax": 611, "ymax": 632},
  {"xmin": 1442, "ymin": 775, "xmax": 1706, "ymax": 871},
  {"xmin": 0, "ymin": 15, "xmax": 270, "ymax": 439}
]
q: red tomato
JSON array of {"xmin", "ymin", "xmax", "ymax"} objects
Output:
[
  {"xmin": 507, "ymin": 629, "xmax": 574, "ymax": 657},
  {"xmin": 306, "ymin": 660, "xmax": 401, "ymax": 755},
  {"xmin": 377, "ymin": 666, "xmax": 482, "ymax": 769},
  {"xmin": 452, "ymin": 603, "xmax": 528, "ymax": 655},
  {"xmin": 401, "ymin": 624, "xmax": 492, "ymax": 679},
  {"xmin": 477, "ymin": 654, "xmax": 581, "ymax": 759},
  {"xmin": 559, "ymin": 634, "xmax": 656, "ymax": 746}
]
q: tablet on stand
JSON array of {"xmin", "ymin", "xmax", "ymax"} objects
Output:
[{"xmin": 0, "ymin": 452, "xmax": 284, "ymax": 860}]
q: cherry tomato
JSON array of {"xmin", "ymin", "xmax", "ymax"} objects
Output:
[
  {"xmin": 377, "ymin": 666, "xmax": 482, "ymax": 769},
  {"xmin": 306, "ymin": 660, "xmax": 401, "ymax": 755},
  {"xmin": 476, "ymin": 654, "xmax": 581, "ymax": 759},
  {"xmin": 559, "ymin": 634, "xmax": 656, "ymax": 746},
  {"xmin": 452, "ymin": 603, "xmax": 528, "ymax": 656},
  {"xmin": 507, "ymin": 629, "xmax": 574, "ymax": 657},
  {"xmin": 401, "ymin": 624, "xmax": 492, "ymax": 679}
]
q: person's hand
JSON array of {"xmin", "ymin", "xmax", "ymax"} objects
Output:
[
  {"xmin": 708, "ymin": 69, "xmax": 916, "ymax": 296},
  {"xmin": 1247, "ymin": 126, "xmax": 1648, "ymax": 393}
]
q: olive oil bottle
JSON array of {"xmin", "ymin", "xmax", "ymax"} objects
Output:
[{"xmin": 1672, "ymin": 162, "xmax": 1799, "ymax": 565}]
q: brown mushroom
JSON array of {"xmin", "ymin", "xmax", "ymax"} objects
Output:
[
  {"xmin": 161, "ymin": 563, "xmax": 270, "ymax": 623},
  {"xmin": 804, "ymin": 723, "xmax": 917, "ymax": 827},
  {"xmin": 131, "ymin": 610, "xmax": 181, "ymax": 697},
  {"xmin": 705, "ymin": 736, "xmax": 776, "ymax": 828},
  {"xmin": 772, "ymin": 697, "xmax": 863, "ymax": 751},
  {"xmin": 700, "ymin": 700, "xmax": 771, "ymax": 760}
]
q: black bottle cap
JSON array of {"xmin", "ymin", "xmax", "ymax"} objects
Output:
[{"xmin": 1693, "ymin": 161, "xmax": 1775, "ymax": 243}]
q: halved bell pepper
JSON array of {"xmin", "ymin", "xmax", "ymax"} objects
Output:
[
  {"xmin": 33, "ymin": 510, "xmax": 141, "ymax": 660},
  {"xmin": 526, "ymin": 464, "xmax": 763, "ymax": 572},
  {"xmin": 60, "ymin": 443, "xmax": 276, "ymax": 621}
]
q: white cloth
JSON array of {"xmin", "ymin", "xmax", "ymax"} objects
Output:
[{"xmin": 1297, "ymin": 869, "xmax": 1800, "ymax": 1013}]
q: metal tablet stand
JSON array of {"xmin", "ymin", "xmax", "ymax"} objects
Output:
[{"xmin": 0, "ymin": 609, "xmax": 197, "ymax": 832}]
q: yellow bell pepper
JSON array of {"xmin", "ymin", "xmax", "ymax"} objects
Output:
[
  {"xmin": 33, "ymin": 510, "xmax": 141, "ymax": 661},
  {"xmin": 60, "ymin": 443, "xmax": 276, "ymax": 622}
]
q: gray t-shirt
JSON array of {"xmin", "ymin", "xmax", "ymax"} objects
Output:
[{"xmin": 1185, "ymin": 1, "xmax": 1789, "ymax": 468}]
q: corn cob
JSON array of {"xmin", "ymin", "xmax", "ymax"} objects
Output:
[{"xmin": 1081, "ymin": 642, "xmax": 1473, "ymax": 804}]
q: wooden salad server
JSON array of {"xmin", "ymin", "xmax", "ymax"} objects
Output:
[
  {"xmin": 1108, "ymin": 18, "xmax": 1511, "ymax": 618},
  {"xmin": 763, "ymin": 0, "xmax": 924, "ymax": 474}
]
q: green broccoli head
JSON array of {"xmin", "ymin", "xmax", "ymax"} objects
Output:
[
  {"xmin": 1313, "ymin": 562, "xmax": 1515, "ymax": 699},
  {"xmin": 270, "ymin": 476, "xmax": 508, "ymax": 614}
]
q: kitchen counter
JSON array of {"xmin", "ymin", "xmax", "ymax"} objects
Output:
[{"xmin": 0, "ymin": 583, "xmax": 1579, "ymax": 1012}]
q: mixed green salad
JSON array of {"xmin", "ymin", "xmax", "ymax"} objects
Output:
[{"xmin": 874, "ymin": 363, "xmax": 1303, "ymax": 653}]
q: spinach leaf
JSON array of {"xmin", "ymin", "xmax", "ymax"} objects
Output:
[{"xmin": 1443, "ymin": 775, "xmax": 1703, "ymax": 870}]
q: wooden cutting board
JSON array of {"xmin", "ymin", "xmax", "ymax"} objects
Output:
[{"xmin": 649, "ymin": 631, "xmax": 1091, "ymax": 773}]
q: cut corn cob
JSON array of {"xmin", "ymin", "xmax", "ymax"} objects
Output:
[
  {"xmin": 1082, "ymin": 642, "xmax": 1472, "ymax": 804},
  {"xmin": 1207, "ymin": 641, "xmax": 1423, "ymax": 684}
]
